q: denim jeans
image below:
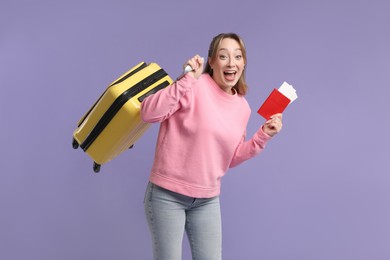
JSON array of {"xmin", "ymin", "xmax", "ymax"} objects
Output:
[{"xmin": 144, "ymin": 182, "xmax": 222, "ymax": 260}]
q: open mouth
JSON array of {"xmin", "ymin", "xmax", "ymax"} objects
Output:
[{"xmin": 223, "ymin": 71, "xmax": 237, "ymax": 81}]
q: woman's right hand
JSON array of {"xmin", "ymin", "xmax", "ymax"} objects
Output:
[{"xmin": 184, "ymin": 54, "xmax": 204, "ymax": 79}]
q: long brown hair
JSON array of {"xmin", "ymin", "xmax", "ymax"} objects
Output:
[{"xmin": 204, "ymin": 33, "xmax": 248, "ymax": 95}]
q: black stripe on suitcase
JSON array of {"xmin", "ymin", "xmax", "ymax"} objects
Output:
[
  {"xmin": 80, "ymin": 69, "xmax": 169, "ymax": 151},
  {"xmin": 77, "ymin": 63, "xmax": 148, "ymax": 128}
]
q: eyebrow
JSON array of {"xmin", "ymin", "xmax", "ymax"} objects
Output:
[{"xmin": 218, "ymin": 48, "xmax": 242, "ymax": 52}]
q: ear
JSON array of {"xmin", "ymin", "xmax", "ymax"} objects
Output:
[{"xmin": 208, "ymin": 58, "xmax": 213, "ymax": 68}]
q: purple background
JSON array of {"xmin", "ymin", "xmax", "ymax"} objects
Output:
[{"xmin": 1, "ymin": 1, "xmax": 390, "ymax": 259}]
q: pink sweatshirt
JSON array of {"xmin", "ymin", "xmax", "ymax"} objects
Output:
[{"xmin": 141, "ymin": 73, "xmax": 272, "ymax": 198}]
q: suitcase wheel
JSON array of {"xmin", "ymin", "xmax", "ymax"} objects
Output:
[
  {"xmin": 93, "ymin": 162, "xmax": 101, "ymax": 173},
  {"xmin": 129, "ymin": 144, "xmax": 134, "ymax": 149},
  {"xmin": 72, "ymin": 138, "xmax": 79, "ymax": 149}
]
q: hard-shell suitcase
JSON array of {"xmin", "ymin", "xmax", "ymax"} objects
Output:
[{"xmin": 72, "ymin": 62, "xmax": 173, "ymax": 172}]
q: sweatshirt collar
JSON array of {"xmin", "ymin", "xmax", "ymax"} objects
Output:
[{"xmin": 204, "ymin": 74, "xmax": 239, "ymax": 102}]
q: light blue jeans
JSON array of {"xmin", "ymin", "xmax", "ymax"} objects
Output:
[{"xmin": 144, "ymin": 182, "xmax": 222, "ymax": 260}]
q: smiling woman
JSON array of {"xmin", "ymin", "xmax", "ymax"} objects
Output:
[
  {"xmin": 140, "ymin": 32, "xmax": 283, "ymax": 259},
  {"xmin": 204, "ymin": 33, "xmax": 248, "ymax": 95}
]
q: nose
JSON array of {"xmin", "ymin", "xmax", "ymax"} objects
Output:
[{"xmin": 227, "ymin": 55, "xmax": 235, "ymax": 67}]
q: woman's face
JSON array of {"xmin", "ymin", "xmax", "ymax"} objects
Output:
[{"xmin": 209, "ymin": 38, "xmax": 245, "ymax": 94}]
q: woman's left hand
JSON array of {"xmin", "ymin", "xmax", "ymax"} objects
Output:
[{"xmin": 262, "ymin": 113, "xmax": 283, "ymax": 137}]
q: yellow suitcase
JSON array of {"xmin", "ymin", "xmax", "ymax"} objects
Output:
[{"xmin": 72, "ymin": 62, "xmax": 173, "ymax": 172}]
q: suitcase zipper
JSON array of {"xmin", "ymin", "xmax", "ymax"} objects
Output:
[
  {"xmin": 80, "ymin": 69, "xmax": 168, "ymax": 151},
  {"xmin": 137, "ymin": 80, "xmax": 170, "ymax": 102}
]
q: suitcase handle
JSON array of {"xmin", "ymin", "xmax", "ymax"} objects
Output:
[{"xmin": 176, "ymin": 65, "xmax": 194, "ymax": 80}]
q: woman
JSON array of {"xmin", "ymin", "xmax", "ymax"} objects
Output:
[{"xmin": 141, "ymin": 33, "xmax": 283, "ymax": 260}]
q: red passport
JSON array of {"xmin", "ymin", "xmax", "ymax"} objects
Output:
[{"xmin": 257, "ymin": 88, "xmax": 291, "ymax": 119}]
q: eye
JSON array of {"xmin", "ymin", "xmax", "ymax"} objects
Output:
[
  {"xmin": 219, "ymin": 55, "xmax": 227, "ymax": 60},
  {"xmin": 235, "ymin": 55, "xmax": 242, "ymax": 60}
]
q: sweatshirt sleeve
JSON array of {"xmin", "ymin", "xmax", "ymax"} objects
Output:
[
  {"xmin": 141, "ymin": 74, "xmax": 196, "ymax": 123},
  {"xmin": 229, "ymin": 126, "xmax": 272, "ymax": 168}
]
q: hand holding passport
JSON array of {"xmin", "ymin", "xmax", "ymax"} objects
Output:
[{"xmin": 257, "ymin": 82, "xmax": 298, "ymax": 119}]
